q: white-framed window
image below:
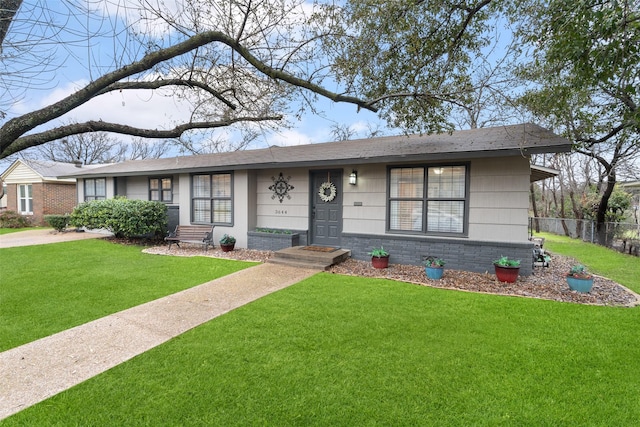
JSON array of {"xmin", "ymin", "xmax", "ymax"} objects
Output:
[
  {"xmin": 388, "ymin": 165, "xmax": 468, "ymax": 235},
  {"xmin": 84, "ymin": 178, "xmax": 106, "ymax": 201},
  {"xmin": 191, "ymin": 173, "xmax": 232, "ymax": 225},
  {"xmin": 149, "ymin": 177, "xmax": 173, "ymax": 203},
  {"xmin": 18, "ymin": 184, "xmax": 33, "ymax": 214}
]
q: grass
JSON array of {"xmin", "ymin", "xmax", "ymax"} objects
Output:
[
  {"xmin": 0, "ymin": 239, "xmax": 257, "ymax": 351},
  {"xmin": 534, "ymin": 232, "xmax": 640, "ymax": 293},
  {"xmin": 0, "ymin": 227, "xmax": 45, "ymax": 235},
  {"xmin": 3, "ymin": 233, "xmax": 640, "ymax": 425},
  {"xmin": 4, "ymin": 275, "xmax": 640, "ymax": 425}
]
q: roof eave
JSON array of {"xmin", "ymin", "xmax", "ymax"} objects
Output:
[{"xmin": 61, "ymin": 144, "xmax": 573, "ymax": 179}]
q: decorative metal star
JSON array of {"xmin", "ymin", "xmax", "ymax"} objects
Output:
[{"xmin": 269, "ymin": 173, "xmax": 294, "ymax": 203}]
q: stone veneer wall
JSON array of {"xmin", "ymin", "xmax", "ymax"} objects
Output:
[{"xmin": 341, "ymin": 232, "xmax": 535, "ymax": 276}]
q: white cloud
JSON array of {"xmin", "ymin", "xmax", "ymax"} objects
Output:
[
  {"xmin": 263, "ymin": 128, "xmax": 315, "ymax": 148},
  {"xmin": 31, "ymin": 80, "xmax": 193, "ymax": 132}
]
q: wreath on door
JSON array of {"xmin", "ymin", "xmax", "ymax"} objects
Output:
[{"xmin": 318, "ymin": 182, "xmax": 337, "ymax": 202}]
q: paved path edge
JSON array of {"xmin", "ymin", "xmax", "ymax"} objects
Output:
[{"xmin": 0, "ymin": 263, "xmax": 318, "ymax": 420}]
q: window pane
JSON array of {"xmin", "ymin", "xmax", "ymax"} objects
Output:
[
  {"xmin": 161, "ymin": 178, "xmax": 171, "ymax": 190},
  {"xmin": 162, "ymin": 190, "xmax": 172, "ymax": 201},
  {"xmin": 213, "ymin": 199, "xmax": 231, "ymax": 223},
  {"xmin": 212, "ymin": 174, "xmax": 231, "ymax": 197},
  {"xmin": 427, "ymin": 201, "xmax": 464, "ymax": 233},
  {"xmin": 150, "ymin": 190, "xmax": 160, "ymax": 201},
  {"xmin": 428, "ymin": 166, "xmax": 465, "ymax": 198},
  {"xmin": 86, "ymin": 180, "xmax": 95, "ymax": 197},
  {"xmin": 150, "ymin": 179, "xmax": 159, "ymax": 190},
  {"xmin": 193, "ymin": 199, "xmax": 211, "ymax": 223},
  {"xmin": 390, "ymin": 200, "xmax": 423, "ymax": 231},
  {"xmin": 193, "ymin": 175, "xmax": 210, "ymax": 197},
  {"xmin": 390, "ymin": 168, "xmax": 423, "ymax": 198},
  {"xmin": 95, "ymin": 179, "xmax": 106, "ymax": 196}
]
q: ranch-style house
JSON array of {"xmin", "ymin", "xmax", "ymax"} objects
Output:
[{"xmin": 63, "ymin": 123, "xmax": 571, "ymax": 275}]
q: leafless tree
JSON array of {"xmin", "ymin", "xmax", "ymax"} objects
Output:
[
  {"xmin": 34, "ymin": 131, "xmax": 171, "ymax": 164},
  {"xmin": 449, "ymin": 35, "xmax": 525, "ymax": 129},
  {"xmin": 0, "ymin": 0, "xmax": 377, "ymax": 159}
]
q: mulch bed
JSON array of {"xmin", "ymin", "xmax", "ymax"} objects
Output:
[{"xmin": 135, "ymin": 240, "xmax": 639, "ymax": 307}]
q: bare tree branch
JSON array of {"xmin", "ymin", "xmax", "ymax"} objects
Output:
[
  {"xmin": 3, "ymin": 115, "xmax": 281, "ymax": 157},
  {"xmin": 1, "ymin": 28, "xmax": 376, "ymax": 158},
  {"xmin": 103, "ymin": 79, "xmax": 238, "ymax": 110}
]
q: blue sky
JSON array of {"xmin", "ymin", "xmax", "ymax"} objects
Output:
[
  {"xmin": 2, "ymin": 0, "xmax": 397, "ymax": 162},
  {"xmin": 3, "ymin": 0, "xmax": 532, "ymax": 166}
]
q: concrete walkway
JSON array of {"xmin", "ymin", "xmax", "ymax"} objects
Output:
[
  {"xmin": 0, "ymin": 228, "xmax": 107, "ymax": 248},
  {"xmin": 0, "ymin": 231, "xmax": 319, "ymax": 420}
]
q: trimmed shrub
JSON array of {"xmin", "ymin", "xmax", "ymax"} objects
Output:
[
  {"xmin": 70, "ymin": 198, "xmax": 167, "ymax": 238},
  {"xmin": 44, "ymin": 214, "xmax": 70, "ymax": 232},
  {"xmin": 0, "ymin": 210, "xmax": 32, "ymax": 228}
]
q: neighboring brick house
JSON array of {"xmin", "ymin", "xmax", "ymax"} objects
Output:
[{"xmin": 0, "ymin": 159, "xmax": 94, "ymax": 226}]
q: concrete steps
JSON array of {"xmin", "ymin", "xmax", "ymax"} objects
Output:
[{"xmin": 267, "ymin": 246, "xmax": 351, "ymax": 270}]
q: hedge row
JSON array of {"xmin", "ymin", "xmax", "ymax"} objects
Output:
[
  {"xmin": 70, "ymin": 198, "xmax": 167, "ymax": 238},
  {"xmin": 44, "ymin": 214, "xmax": 70, "ymax": 232},
  {"xmin": 0, "ymin": 210, "xmax": 32, "ymax": 228}
]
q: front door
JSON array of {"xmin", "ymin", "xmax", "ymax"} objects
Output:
[{"xmin": 310, "ymin": 170, "xmax": 343, "ymax": 247}]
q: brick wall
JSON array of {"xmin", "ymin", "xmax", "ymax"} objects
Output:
[
  {"xmin": 247, "ymin": 230, "xmax": 307, "ymax": 251},
  {"xmin": 342, "ymin": 232, "xmax": 535, "ymax": 276},
  {"xmin": 5, "ymin": 184, "xmax": 17, "ymax": 212},
  {"xmin": 43, "ymin": 183, "xmax": 77, "ymax": 216},
  {"xmin": 2, "ymin": 182, "xmax": 77, "ymax": 226}
]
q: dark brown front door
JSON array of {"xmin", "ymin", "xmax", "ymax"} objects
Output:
[{"xmin": 310, "ymin": 170, "xmax": 342, "ymax": 247}]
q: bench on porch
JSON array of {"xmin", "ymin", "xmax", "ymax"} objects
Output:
[{"xmin": 165, "ymin": 225, "xmax": 215, "ymax": 252}]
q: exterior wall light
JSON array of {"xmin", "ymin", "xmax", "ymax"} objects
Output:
[{"xmin": 349, "ymin": 170, "xmax": 357, "ymax": 185}]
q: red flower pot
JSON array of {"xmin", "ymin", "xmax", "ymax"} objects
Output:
[
  {"xmin": 220, "ymin": 243, "xmax": 235, "ymax": 252},
  {"xmin": 494, "ymin": 264, "xmax": 520, "ymax": 283},
  {"xmin": 371, "ymin": 256, "xmax": 389, "ymax": 269}
]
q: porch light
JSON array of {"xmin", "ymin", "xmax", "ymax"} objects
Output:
[{"xmin": 349, "ymin": 170, "xmax": 357, "ymax": 185}]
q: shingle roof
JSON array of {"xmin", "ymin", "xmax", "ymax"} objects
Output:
[
  {"xmin": 62, "ymin": 123, "xmax": 572, "ymax": 178},
  {"xmin": 0, "ymin": 159, "xmax": 104, "ymax": 180},
  {"xmin": 20, "ymin": 160, "xmax": 97, "ymax": 179}
]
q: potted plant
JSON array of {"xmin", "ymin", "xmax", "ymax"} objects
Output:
[
  {"xmin": 219, "ymin": 234, "xmax": 236, "ymax": 252},
  {"xmin": 566, "ymin": 264, "xmax": 594, "ymax": 293},
  {"xmin": 368, "ymin": 246, "xmax": 390, "ymax": 269},
  {"xmin": 424, "ymin": 257, "xmax": 445, "ymax": 280},
  {"xmin": 493, "ymin": 256, "xmax": 521, "ymax": 283}
]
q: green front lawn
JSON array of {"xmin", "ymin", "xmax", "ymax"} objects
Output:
[
  {"xmin": 0, "ymin": 239, "xmax": 257, "ymax": 351},
  {"xmin": 535, "ymin": 232, "xmax": 640, "ymax": 293},
  {"xmin": 3, "ymin": 234, "xmax": 640, "ymax": 425},
  {"xmin": 4, "ymin": 274, "xmax": 640, "ymax": 425},
  {"xmin": 0, "ymin": 227, "xmax": 45, "ymax": 235}
]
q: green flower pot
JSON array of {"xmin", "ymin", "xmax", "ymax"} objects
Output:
[
  {"xmin": 567, "ymin": 276, "xmax": 593, "ymax": 293},
  {"xmin": 425, "ymin": 266, "xmax": 444, "ymax": 280}
]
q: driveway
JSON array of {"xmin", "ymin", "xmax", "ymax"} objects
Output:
[{"xmin": 0, "ymin": 229, "xmax": 109, "ymax": 248}]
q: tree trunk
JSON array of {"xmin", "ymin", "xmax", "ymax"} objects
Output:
[
  {"xmin": 560, "ymin": 193, "xmax": 570, "ymax": 236},
  {"xmin": 0, "ymin": 0, "xmax": 22, "ymax": 50},
  {"xmin": 596, "ymin": 175, "xmax": 616, "ymax": 246}
]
